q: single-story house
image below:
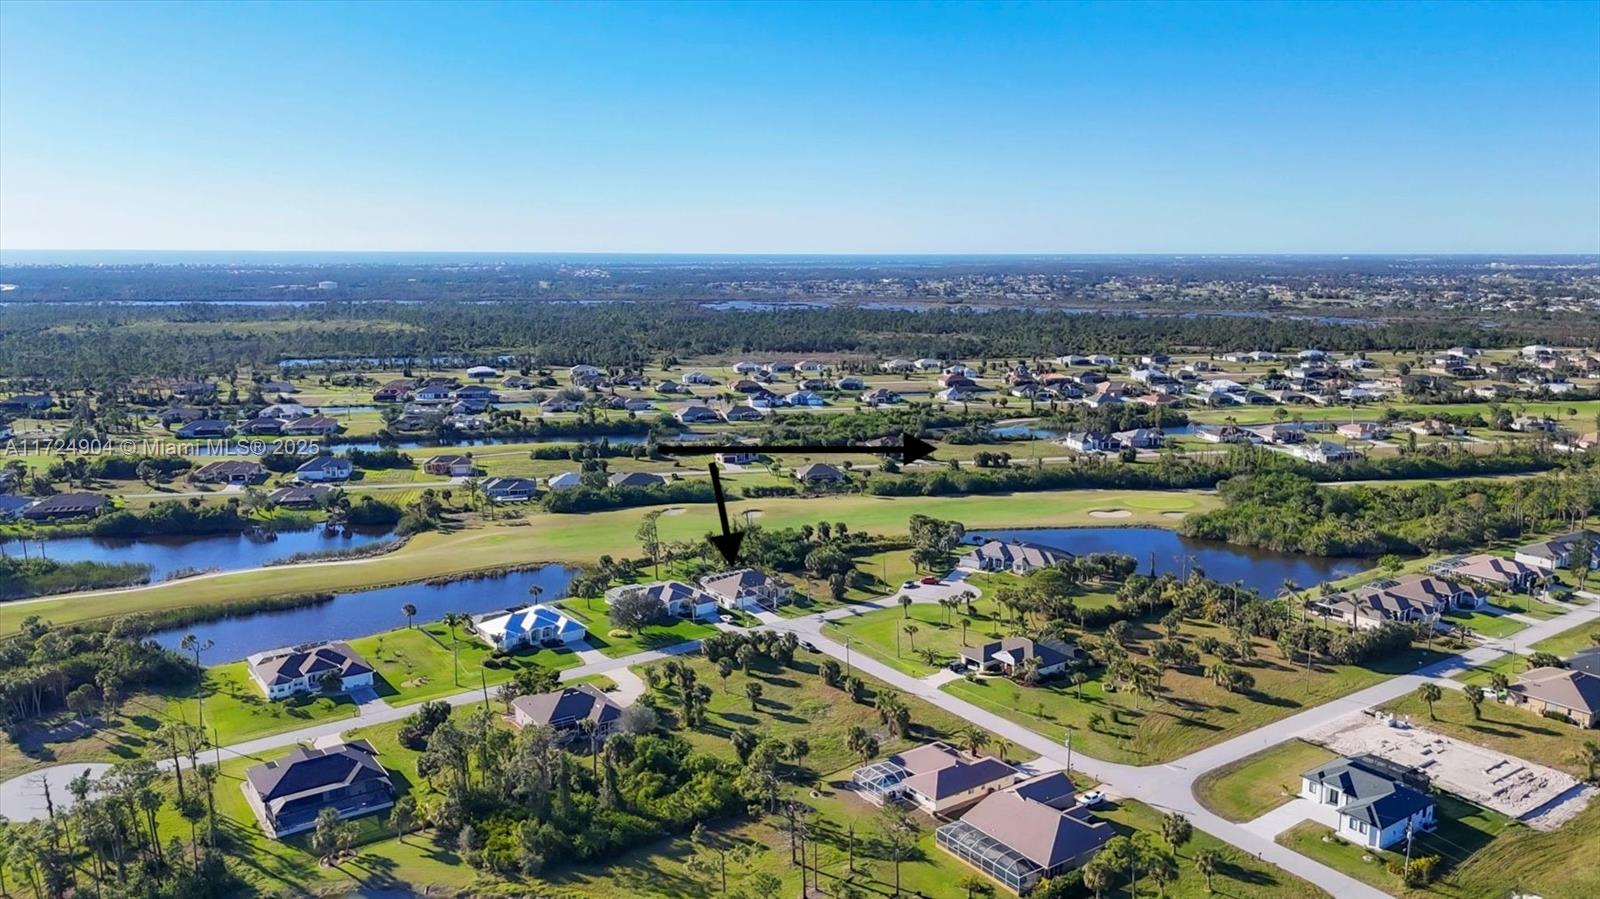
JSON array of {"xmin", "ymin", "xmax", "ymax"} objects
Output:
[
  {"xmin": 510, "ymin": 684, "xmax": 623, "ymax": 742},
  {"xmin": 1112, "ymin": 428, "xmax": 1165, "ymax": 449},
  {"xmin": 1060, "ymin": 432, "xmax": 1115, "ymax": 453},
  {"xmin": 192, "ymin": 460, "xmax": 269, "ymax": 485},
  {"xmin": 466, "ymin": 365, "xmax": 499, "ymax": 381},
  {"xmin": 473, "ymin": 603, "xmax": 587, "ymax": 651},
  {"xmin": 863, "ymin": 388, "xmax": 902, "ymax": 406},
  {"xmin": 1507, "ymin": 668, "xmax": 1600, "ymax": 727},
  {"xmin": 1514, "ymin": 530, "xmax": 1600, "ymax": 573},
  {"xmin": 1292, "ymin": 441, "xmax": 1362, "ymax": 464},
  {"xmin": 176, "ymin": 419, "xmax": 231, "ymax": 439},
  {"xmin": 606, "ymin": 580, "xmax": 720, "ymax": 621},
  {"xmin": 424, "ymin": 454, "xmax": 475, "ymax": 477},
  {"xmin": 372, "ymin": 379, "xmax": 417, "ymax": 402},
  {"xmin": 546, "ymin": 471, "xmax": 583, "ymax": 491},
  {"xmin": 714, "ymin": 451, "xmax": 762, "ymax": 465},
  {"xmin": 851, "ymin": 742, "xmax": 1018, "ymax": 814},
  {"xmin": 1336, "ymin": 422, "xmax": 1388, "ymax": 441},
  {"xmin": 1306, "ymin": 574, "xmax": 1482, "ymax": 631},
  {"xmin": 267, "ymin": 485, "xmax": 332, "ymax": 508},
  {"xmin": 21, "ymin": 492, "xmax": 110, "ymax": 521},
  {"xmin": 284, "ymin": 415, "xmax": 343, "ymax": 437},
  {"xmin": 936, "ymin": 773, "xmax": 1113, "ymax": 895},
  {"xmin": 243, "ymin": 740, "xmax": 394, "ymax": 838},
  {"xmin": 296, "ymin": 455, "xmax": 354, "ymax": 482},
  {"xmin": 958, "ymin": 539, "xmax": 1069, "ymax": 574},
  {"xmin": 608, "ymin": 471, "xmax": 666, "ymax": 489},
  {"xmin": 1569, "ymin": 648, "xmax": 1600, "ymax": 679},
  {"xmin": 483, "ymin": 476, "xmax": 537, "ymax": 503},
  {"xmin": 247, "ymin": 642, "xmax": 375, "ymax": 700},
  {"xmin": 699, "ymin": 568, "xmax": 789, "ymax": 612},
  {"xmin": 724, "ymin": 404, "xmax": 764, "ymax": 421},
  {"xmin": 0, "ymin": 495, "xmax": 36, "ymax": 521},
  {"xmin": 1433, "ymin": 553, "xmax": 1539, "ymax": 593},
  {"xmin": 673, "ymin": 404, "xmax": 723, "ymax": 424},
  {"xmin": 959, "ymin": 637, "xmax": 1080, "ymax": 678},
  {"xmin": 1300, "ymin": 756, "xmax": 1435, "ymax": 850},
  {"xmin": 0, "ymin": 394, "xmax": 53, "ymax": 413},
  {"xmin": 237, "ymin": 417, "xmax": 285, "ymax": 436},
  {"xmin": 793, "ymin": 462, "xmax": 846, "ymax": 485}
]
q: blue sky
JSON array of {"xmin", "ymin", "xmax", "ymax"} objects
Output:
[{"xmin": 2, "ymin": 1, "xmax": 1597, "ymax": 254}]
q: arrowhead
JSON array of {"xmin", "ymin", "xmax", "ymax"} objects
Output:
[
  {"xmin": 709, "ymin": 531, "xmax": 745, "ymax": 566},
  {"xmin": 899, "ymin": 433, "xmax": 936, "ymax": 465}
]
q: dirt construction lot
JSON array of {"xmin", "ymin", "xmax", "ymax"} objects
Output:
[{"xmin": 1306, "ymin": 712, "xmax": 1597, "ymax": 830}]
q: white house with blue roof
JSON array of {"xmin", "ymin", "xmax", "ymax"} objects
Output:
[
  {"xmin": 1300, "ymin": 755, "xmax": 1435, "ymax": 850},
  {"xmin": 472, "ymin": 603, "xmax": 587, "ymax": 651}
]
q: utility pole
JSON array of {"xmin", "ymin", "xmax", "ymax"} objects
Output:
[
  {"xmin": 1065, "ymin": 728, "xmax": 1073, "ymax": 774},
  {"xmin": 480, "ymin": 669, "xmax": 489, "ymax": 709}
]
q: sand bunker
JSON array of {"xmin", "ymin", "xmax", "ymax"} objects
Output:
[
  {"xmin": 1305, "ymin": 713, "xmax": 1596, "ymax": 830},
  {"xmin": 1162, "ymin": 511, "xmax": 1188, "ymax": 519},
  {"xmin": 1089, "ymin": 509, "xmax": 1132, "ymax": 519},
  {"xmin": 662, "ymin": 507, "xmax": 688, "ymax": 516}
]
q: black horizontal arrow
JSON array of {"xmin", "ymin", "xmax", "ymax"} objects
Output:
[{"xmin": 660, "ymin": 431, "xmax": 936, "ymax": 466}]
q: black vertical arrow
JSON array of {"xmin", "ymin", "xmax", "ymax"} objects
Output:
[{"xmin": 706, "ymin": 462, "xmax": 745, "ymax": 566}]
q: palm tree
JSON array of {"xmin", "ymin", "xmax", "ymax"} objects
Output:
[
  {"xmin": 402, "ymin": 602, "xmax": 417, "ymax": 629},
  {"xmin": 903, "ymin": 623, "xmax": 919, "ymax": 653},
  {"xmin": 899, "ymin": 594, "xmax": 913, "ymax": 618},
  {"xmin": 957, "ymin": 724, "xmax": 990, "ymax": 756},
  {"xmin": 1071, "ymin": 670, "xmax": 1088, "ymax": 700},
  {"xmin": 1464, "ymin": 684, "xmax": 1486, "ymax": 719},
  {"xmin": 1194, "ymin": 847, "xmax": 1222, "ymax": 893},
  {"xmin": 442, "ymin": 612, "xmax": 470, "ymax": 686},
  {"xmin": 1160, "ymin": 813, "xmax": 1193, "ymax": 856},
  {"xmin": 1419, "ymin": 682, "xmax": 1442, "ymax": 719},
  {"xmin": 744, "ymin": 681, "xmax": 763, "ymax": 710},
  {"xmin": 959, "ymin": 616, "xmax": 972, "ymax": 645}
]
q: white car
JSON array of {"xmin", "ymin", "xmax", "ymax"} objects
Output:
[{"xmin": 1078, "ymin": 790, "xmax": 1107, "ymax": 809}]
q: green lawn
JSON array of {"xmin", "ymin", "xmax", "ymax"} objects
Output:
[
  {"xmin": 1093, "ymin": 798, "xmax": 1329, "ymax": 898},
  {"xmin": 825, "ymin": 583, "xmax": 1120, "ymax": 677},
  {"xmin": 163, "ymin": 661, "xmax": 361, "ymax": 745},
  {"xmin": 5, "ymin": 487, "xmax": 1216, "ymax": 633},
  {"xmin": 1531, "ymin": 620, "xmax": 1600, "ymax": 658},
  {"xmin": 1442, "ymin": 609, "xmax": 1529, "ymax": 639},
  {"xmin": 349, "ymin": 620, "xmax": 585, "ymax": 705},
  {"xmin": 554, "ymin": 598, "xmax": 719, "ymax": 658},
  {"xmin": 943, "ymin": 617, "xmax": 1448, "ymax": 765},
  {"xmin": 1277, "ymin": 792, "xmax": 1539, "ymax": 899},
  {"xmin": 638, "ymin": 652, "xmax": 1031, "ymax": 773},
  {"xmin": 1192, "ymin": 739, "xmax": 1338, "ymax": 822}
]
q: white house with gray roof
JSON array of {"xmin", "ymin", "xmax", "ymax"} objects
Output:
[
  {"xmin": 1300, "ymin": 756, "xmax": 1435, "ymax": 850},
  {"xmin": 958, "ymin": 539, "xmax": 1070, "ymax": 575}
]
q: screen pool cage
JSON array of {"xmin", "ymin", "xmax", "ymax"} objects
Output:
[
  {"xmin": 851, "ymin": 761, "xmax": 908, "ymax": 803},
  {"xmin": 935, "ymin": 819, "xmax": 1043, "ymax": 893}
]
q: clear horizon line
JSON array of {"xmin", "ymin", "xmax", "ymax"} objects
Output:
[{"xmin": 4, "ymin": 247, "xmax": 1598, "ymax": 258}]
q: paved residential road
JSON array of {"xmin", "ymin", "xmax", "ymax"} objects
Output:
[{"xmin": 6, "ymin": 581, "xmax": 1597, "ymax": 899}]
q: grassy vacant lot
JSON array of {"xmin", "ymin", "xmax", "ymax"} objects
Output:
[
  {"xmin": 1094, "ymin": 798, "xmax": 1329, "ymax": 899},
  {"xmin": 554, "ymin": 599, "xmax": 718, "ymax": 658},
  {"xmin": 943, "ymin": 617, "xmax": 1448, "ymax": 765},
  {"xmin": 825, "ymin": 584, "xmax": 1120, "ymax": 677},
  {"xmin": 1377, "ymin": 683, "xmax": 1594, "ymax": 778},
  {"xmin": 1531, "ymin": 621, "xmax": 1600, "ymax": 658},
  {"xmin": 4, "ymin": 487, "xmax": 1216, "ymax": 633},
  {"xmin": 1441, "ymin": 608, "xmax": 1529, "ymax": 639},
  {"xmin": 639, "ymin": 652, "xmax": 1031, "ymax": 773},
  {"xmin": 348, "ymin": 620, "xmax": 585, "ymax": 705},
  {"xmin": 1192, "ymin": 739, "xmax": 1337, "ymax": 822}
]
